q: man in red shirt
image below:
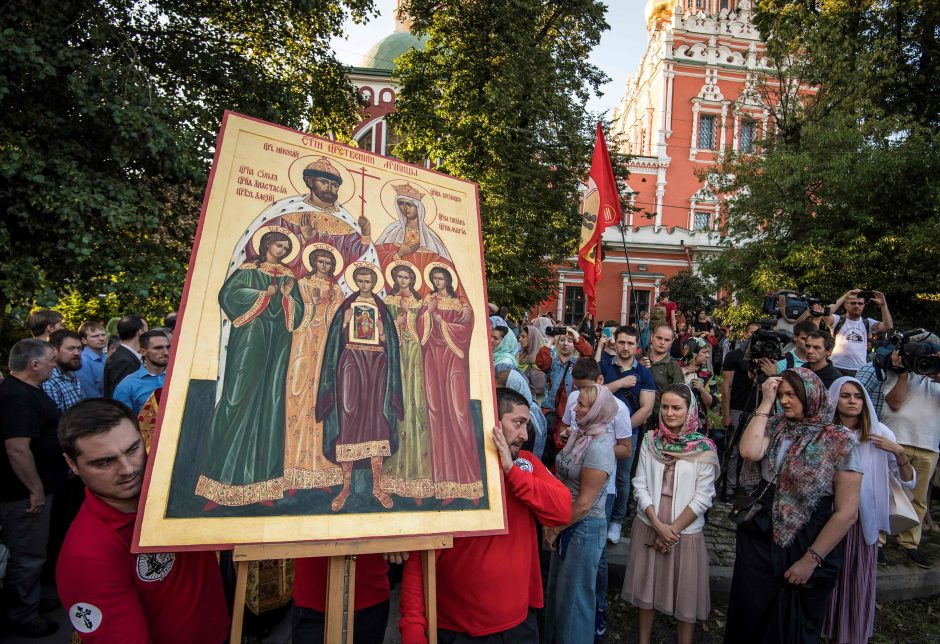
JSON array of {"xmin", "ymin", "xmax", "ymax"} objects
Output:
[
  {"xmin": 292, "ymin": 553, "xmax": 391, "ymax": 642},
  {"xmin": 55, "ymin": 399, "xmax": 229, "ymax": 642},
  {"xmin": 398, "ymin": 387, "xmax": 572, "ymax": 643}
]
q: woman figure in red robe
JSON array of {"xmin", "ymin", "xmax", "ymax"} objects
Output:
[{"xmin": 417, "ymin": 264, "xmax": 482, "ymax": 502}]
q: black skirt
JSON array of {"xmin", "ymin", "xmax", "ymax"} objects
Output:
[{"xmin": 724, "ymin": 486, "xmax": 845, "ymax": 644}]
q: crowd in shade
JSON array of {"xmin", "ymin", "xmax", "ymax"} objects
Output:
[{"xmin": 1, "ymin": 284, "xmax": 938, "ymax": 643}]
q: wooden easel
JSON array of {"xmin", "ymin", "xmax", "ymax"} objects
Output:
[{"xmin": 229, "ymin": 535, "xmax": 452, "ymax": 644}]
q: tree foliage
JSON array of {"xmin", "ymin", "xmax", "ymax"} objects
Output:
[
  {"xmin": 0, "ymin": 0, "xmax": 375, "ymax": 338},
  {"xmin": 661, "ymin": 270, "xmax": 717, "ymax": 322},
  {"xmin": 391, "ymin": 0, "xmax": 624, "ymax": 309},
  {"xmin": 701, "ymin": 0, "xmax": 940, "ymax": 330}
]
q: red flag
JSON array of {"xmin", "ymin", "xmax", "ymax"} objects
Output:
[{"xmin": 578, "ymin": 123, "xmax": 623, "ymax": 316}]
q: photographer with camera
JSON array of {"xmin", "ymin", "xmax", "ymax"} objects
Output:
[
  {"xmin": 757, "ymin": 320, "xmax": 816, "ymax": 377},
  {"xmin": 596, "ymin": 326, "xmax": 655, "ymax": 545},
  {"xmin": 863, "ymin": 332, "xmax": 940, "ymax": 567},
  {"xmin": 822, "ymin": 289, "xmax": 893, "ymax": 377}
]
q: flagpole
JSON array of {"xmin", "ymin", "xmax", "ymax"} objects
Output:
[{"xmin": 618, "ymin": 219, "xmax": 641, "ymax": 326}]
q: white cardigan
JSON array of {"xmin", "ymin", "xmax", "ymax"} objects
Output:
[{"xmin": 632, "ymin": 440, "xmax": 717, "ymax": 535}]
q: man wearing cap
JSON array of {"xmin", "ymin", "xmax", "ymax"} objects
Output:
[{"xmin": 237, "ymin": 156, "xmax": 380, "ymax": 293}]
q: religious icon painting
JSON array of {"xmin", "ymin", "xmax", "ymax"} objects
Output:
[{"xmin": 133, "ymin": 112, "xmax": 503, "ymax": 552}]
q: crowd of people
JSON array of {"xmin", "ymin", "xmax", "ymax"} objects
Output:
[{"xmin": 0, "ymin": 284, "xmax": 937, "ymax": 643}]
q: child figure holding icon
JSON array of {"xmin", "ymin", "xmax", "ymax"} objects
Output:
[{"xmin": 317, "ymin": 263, "xmax": 404, "ymax": 512}]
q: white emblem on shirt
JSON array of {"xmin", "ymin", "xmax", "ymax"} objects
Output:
[
  {"xmin": 513, "ymin": 457, "xmax": 534, "ymax": 472},
  {"xmin": 69, "ymin": 603, "xmax": 103, "ymax": 633},
  {"xmin": 136, "ymin": 552, "xmax": 175, "ymax": 582}
]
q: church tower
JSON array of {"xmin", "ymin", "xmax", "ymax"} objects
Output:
[{"xmin": 543, "ymin": 1, "xmax": 770, "ymax": 325}]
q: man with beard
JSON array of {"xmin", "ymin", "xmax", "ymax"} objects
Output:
[
  {"xmin": 234, "ymin": 157, "xmax": 379, "ymax": 292},
  {"xmin": 399, "ymin": 388, "xmax": 571, "ymax": 643},
  {"xmin": 42, "ymin": 330, "xmax": 87, "ymax": 412},
  {"xmin": 112, "ymin": 331, "xmax": 169, "ymax": 415},
  {"xmin": 56, "ymin": 399, "xmax": 228, "ymax": 641}
]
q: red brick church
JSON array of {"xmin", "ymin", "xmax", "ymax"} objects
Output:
[{"xmin": 347, "ymin": 0, "xmax": 770, "ymax": 324}]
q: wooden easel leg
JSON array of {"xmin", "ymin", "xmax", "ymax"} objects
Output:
[
  {"xmin": 325, "ymin": 555, "xmax": 356, "ymax": 644},
  {"xmin": 422, "ymin": 550, "xmax": 438, "ymax": 644},
  {"xmin": 230, "ymin": 560, "xmax": 249, "ymax": 644}
]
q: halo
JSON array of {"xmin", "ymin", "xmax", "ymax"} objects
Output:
[
  {"xmin": 288, "ymin": 155, "xmax": 357, "ymax": 206},
  {"xmin": 379, "ymin": 179, "xmax": 438, "ymax": 224},
  {"xmin": 343, "ymin": 261, "xmax": 385, "ymax": 294},
  {"xmin": 423, "ymin": 261, "xmax": 459, "ymax": 291},
  {"xmin": 301, "ymin": 243, "xmax": 344, "ymax": 276},
  {"xmin": 250, "ymin": 226, "xmax": 300, "ymax": 264},
  {"xmin": 384, "ymin": 259, "xmax": 423, "ymax": 292}
]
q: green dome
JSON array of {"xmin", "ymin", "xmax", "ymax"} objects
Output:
[{"xmin": 358, "ymin": 31, "xmax": 429, "ymax": 71}]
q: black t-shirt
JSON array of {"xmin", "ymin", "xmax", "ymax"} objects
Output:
[
  {"xmin": 721, "ymin": 348, "xmax": 755, "ymax": 412},
  {"xmin": 692, "ymin": 320, "xmax": 713, "ymax": 333},
  {"xmin": 0, "ymin": 375, "xmax": 66, "ymax": 502},
  {"xmin": 812, "ymin": 362, "xmax": 843, "ymax": 389}
]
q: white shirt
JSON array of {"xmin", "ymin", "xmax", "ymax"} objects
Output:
[
  {"xmin": 632, "ymin": 440, "xmax": 717, "ymax": 534},
  {"xmin": 881, "ymin": 373, "xmax": 940, "ymax": 452},
  {"xmin": 830, "ymin": 314, "xmax": 878, "ymax": 370},
  {"xmin": 562, "ymin": 391, "xmax": 632, "ymax": 495}
]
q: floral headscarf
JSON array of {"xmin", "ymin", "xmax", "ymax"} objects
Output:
[
  {"xmin": 681, "ymin": 336, "xmax": 709, "ymax": 366},
  {"xmin": 646, "ymin": 385, "xmax": 719, "ymax": 467},
  {"xmin": 741, "ymin": 368, "xmax": 857, "ymax": 547},
  {"xmin": 561, "ymin": 385, "xmax": 619, "ymax": 464}
]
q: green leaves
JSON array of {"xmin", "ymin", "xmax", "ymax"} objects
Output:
[
  {"xmin": 392, "ymin": 0, "xmax": 619, "ymax": 310},
  {"xmin": 0, "ymin": 0, "xmax": 374, "ymax": 337},
  {"xmin": 705, "ymin": 0, "xmax": 940, "ymax": 329}
]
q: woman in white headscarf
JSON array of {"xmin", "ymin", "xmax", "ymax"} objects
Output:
[
  {"xmin": 375, "ymin": 186, "xmax": 452, "ymax": 267},
  {"xmin": 823, "ymin": 376, "xmax": 915, "ymax": 644}
]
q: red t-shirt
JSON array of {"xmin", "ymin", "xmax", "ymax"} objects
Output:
[
  {"xmin": 398, "ymin": 451, "xmax": 572, "ymax": 642},
  {"xmin": 293, "ymin": 553, "xmax": 389, "ymax": 612},
  {"xmin": 56, "ymin": 489, "xmax": 229, "ymax": 643}
]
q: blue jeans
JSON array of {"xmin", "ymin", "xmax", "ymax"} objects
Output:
[
  {"xmin": 545, "ymin": 516, "xmax": 607, "ymax": 644},
  {"xmin": 596, "ymin": 495, "xmax": 615, "ymax": 612},
  {"xmin": 611, "ymin": 431, "xmax": 639, "ymax": 523}
]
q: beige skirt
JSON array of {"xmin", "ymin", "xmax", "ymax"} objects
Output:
[{"xmin": 621, "ymin": 516, "xmax": 711, "ymax": 623}]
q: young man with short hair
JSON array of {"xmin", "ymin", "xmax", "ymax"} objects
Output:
[
  {"xmin": 823, "ymin": 288, "xmax": 893, "ymax": 377},
  {"xmin": 562, "ymin": 357, "xmax": 633, "ymax": 640},
  {"xmin": 597, "ymin": 326, "xmax": 654, "ymax": 544},
  {"xmin": 103, "ymin": 315, "xmax": 147, "ymax": 398},
  {"xmin": 76, "ymin": 322, "xmax": 108, "ymax": 398},
  {"xmin": 27, "ymin": 310, "xmax": 64, "ymax": 342},
  {"xmin": 112, "ymin": 331, "xmax": 169, "ymax": 414},
  {"xmin": 55, "ymin": 399, "xmax": 228, "ymax": 641},
  {"xmin": 41, "ymin": 330, "xmax": 87, "ymax": 412},
  {"xmin": 759, "ymin": 319, "xmax": 817, "ymax": 376},
  {"xmin": 0, "ymin": 339, "xmax": 64, "ymax": 638},
  {"xmin": 641, "ymin": 325, "xmax": 686, "ymax": 419},
  {"xmin": 399, "ymin": 388, "xmax": 571, "ymax": 643}
]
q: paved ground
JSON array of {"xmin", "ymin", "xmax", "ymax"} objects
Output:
[{"xmin": 4, "ymin": 499, "xmax": 939, "ymax": 643}]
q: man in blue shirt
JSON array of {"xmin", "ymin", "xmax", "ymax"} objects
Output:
[
  {"xmin": 113, "ymin": 331, "xmax": 169, "ymax": 414},
  {"xmin": 598, "ymin": 325, "xmax": 655, "ymax": 544},
  {"xmin": 75, "ymin": 322, "xmax": 108, "ymax": 398}
]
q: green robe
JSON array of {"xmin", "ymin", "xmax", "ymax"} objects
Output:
[
  {"xmin": 381, "ymin": 294, "xmax": 433, "ymax": 498},
  {"xmin": 195, "ymin": 262, "xmax": 303, "ymax": 506}
]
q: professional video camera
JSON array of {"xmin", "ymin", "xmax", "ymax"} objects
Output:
[
  {"xmin": 762, "ymin": 290, "xmax": 831, "ymax": 319},
  {"xmin": 743, "ymin": 319, "xmax": 791, "ymax": 379},
  {"xmin": 872, "ymin": 329, "xmax": 940, "ymax": 380}
]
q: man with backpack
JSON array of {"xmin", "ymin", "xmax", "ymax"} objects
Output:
[{"xmin": 822, "ymin": 289, "xmax": 893, "ymax": 377}]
